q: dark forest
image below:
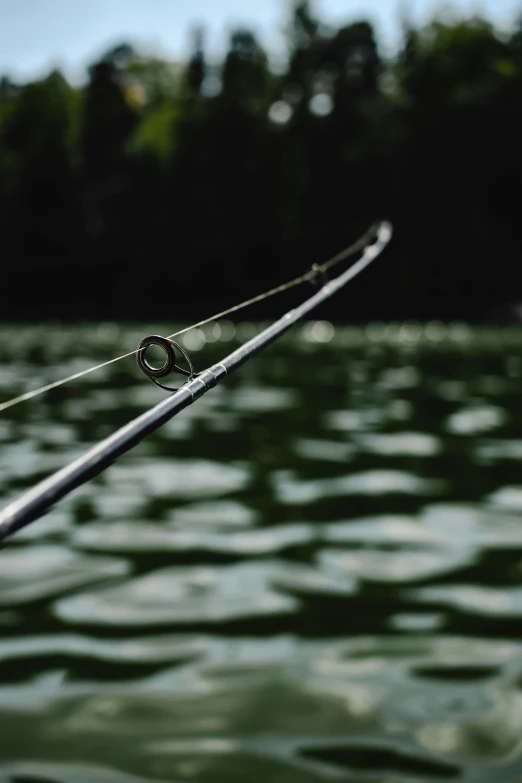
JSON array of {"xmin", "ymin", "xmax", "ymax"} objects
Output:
[{"xmin": 2, "ymin": 1, "xmax": 522, "ymax": 323}]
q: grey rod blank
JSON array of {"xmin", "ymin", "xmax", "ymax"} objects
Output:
[{"xmin": 0, "ymin": 222, "xmax": 392, "ymax": 543}]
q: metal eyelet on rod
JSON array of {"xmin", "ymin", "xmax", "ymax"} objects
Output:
[{"xmin": 136, "ymin": 335, "xmax": 195, "ymax": 392}]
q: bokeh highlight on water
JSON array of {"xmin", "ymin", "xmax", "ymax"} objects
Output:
[{"xmin": 2, "ymin": 322, "xmax": 522, "ymax": 782}]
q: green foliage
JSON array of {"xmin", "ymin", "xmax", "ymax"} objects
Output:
[
  {"xmin": 130, "ymin": 99, "xmax": 180, "ymax": 163},
  {"xmin": 397, "ymin": 16, "xmax": 515, "ymax": 108},
  {"xmin": 2, "ymin": 7, "xmax": 522, "ymax": 321},
  {"xmin": 0, "ymin": 70, "xmax": 81, "ymax": 256}
]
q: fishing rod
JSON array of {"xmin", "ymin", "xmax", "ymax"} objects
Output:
[{"xmin": 0, "ymin": 221, "xmax": 392, "ymax": 544}]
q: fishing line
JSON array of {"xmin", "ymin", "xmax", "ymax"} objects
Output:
[
  {"xmin": 0, "ymin": 350, "xmax": 139, "ymax": 414},
  {"xmin": 0, "ymin": 222, "xmax": 392, "ymax": 542},
  {"xmin": 0, "ymin": 222, "xmax": 380, "ymax": 413},
  {"xmin": 166, "ymin": 222, "xmax": 379, "ymax": 340}
]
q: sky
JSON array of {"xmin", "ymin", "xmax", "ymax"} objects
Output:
[{"xmin": 0, "ymin": 0, "xmax": 519, "ymax": 83}]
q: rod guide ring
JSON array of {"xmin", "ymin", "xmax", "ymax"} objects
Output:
[{"xmin": 136, "ymin": 335, "xmax": 194, "ymax": 392}]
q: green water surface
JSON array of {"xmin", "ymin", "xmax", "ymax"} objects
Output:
[{"xmin": 1, "ymin": 322, "xmax": 522, "ymax": 782}]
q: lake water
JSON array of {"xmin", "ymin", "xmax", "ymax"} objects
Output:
[{"xmin": 2, "ymin": 322, "xmax": 522, "ymax": 782}]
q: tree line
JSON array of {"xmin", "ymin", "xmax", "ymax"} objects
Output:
[{"xmin": 2, "ymin": 1, "xmax": 522, "ymax": 322}]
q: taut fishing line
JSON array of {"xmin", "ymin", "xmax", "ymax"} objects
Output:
[
  {"xmin": 0, "ymin": 221, "xmax": 392, "ymax": 541},
  {"xmin": 0, "ymin": 222, "xmax": 380, "ymax": 413}
]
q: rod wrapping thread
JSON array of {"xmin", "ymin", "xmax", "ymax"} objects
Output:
[{"xmin": 0, "ymin": 221, "xmax": 392, "ymax": 543}]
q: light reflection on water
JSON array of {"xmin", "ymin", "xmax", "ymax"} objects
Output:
[{"xmin": 2, "ymin": 324, "xmax": 522, "ymax": 781}]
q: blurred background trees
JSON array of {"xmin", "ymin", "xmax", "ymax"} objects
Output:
[{"xmin": 1, "ymin": 1, "xmax": 521, "ymax": 321}]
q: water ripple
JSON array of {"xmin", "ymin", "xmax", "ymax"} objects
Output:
[
  {"xmin": 53, "ymin": 562, "xmax": 300, "ymax": 628},
  {"xmin": 2, "ymin": 326, "xmax": 522, "ymax": 782},
  {"xmin": 0, "ymin": 546, "xmax": 129, "ymax": 607}
]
